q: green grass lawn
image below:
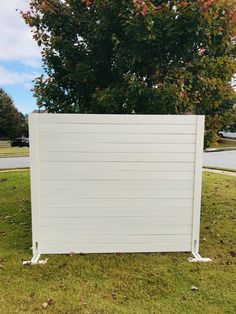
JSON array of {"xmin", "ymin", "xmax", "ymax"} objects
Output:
[
  {"xmin": 210, "ymin": 138, "xmax": 236, "ymax": 150},
  {"xmin": 0, "ymin": 171, "xmax": 235, "ymax": 313},
  {"xmin": 0, "ymin": 141, "xmax": 29, "ymax": 157}
]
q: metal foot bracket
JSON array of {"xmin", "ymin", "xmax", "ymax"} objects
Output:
[
  {"xmin": 188, "ymin": 252, "xmax": 211, "ymax": 263},
  {"xmin": 22, "ymin": 254, "xmax": 48, "ymax": 266}
]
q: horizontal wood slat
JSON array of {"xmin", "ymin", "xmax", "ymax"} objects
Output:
[
  {"xmin": 40, "ymin": 207, "xmax": 192, "ymax": 218},
  {"xmin": 40, "ymin": 180, "xmax": 194, "ymax": 190},
  {"xmin": 40, "ymin": 161, "xmax": 195, "ymax": 172},
  {"xmin": 40, "ymin": 243, "xmax": 192, "ymax": 254},
  {"xmin": 39, "ymin": 142, "xmax": 195, "ymax": 153},
  {"xmin": 40, "ymin": 198, "xmax": 193, "ymax": 208},
  {"xmin": 40, "ymin": 170, "xmax": 194, "ymax": 181},
  {"xmin": 39, "ymin": 133, "xmax": 196, "ymax": 144},
  {"xmin": 41, "ymin": 189, "xmax": 193, "ymax": 199},
  {"xmin": 40, "ymin": 216, "xmax": 192, "ymax": 227},
  {"xmin": 38, "ymin": 123, "xmax": 196, "ymax": 134},
  {"xmin": 39, "ymin": 152, "xmax": 195, "ymax": 162},
  {"xmin": 38, "ymin": 114, "xmax": 197, "ymax": 125},
  {"xmin": 40, "ymin": 234, "xmax": 192, "ymax": 245},
  {"xmin": 41, "ymin": 225, "xmax": 192, "ymax": 236}
]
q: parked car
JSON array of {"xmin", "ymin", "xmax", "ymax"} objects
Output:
[
  {"xmin": 11, "ymin": 137, "xmax": 29, "ymax": 147},
  {"xmin": 218, "ymin": 130, "xmax": 236, "ymax": 139}
]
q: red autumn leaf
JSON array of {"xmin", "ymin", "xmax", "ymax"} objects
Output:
[
  {"xmin": 202, "ymin": 0, "xmax": 212, "ymax": 9},
  {"xmin": 81, "ymin": 0, "xmax": 93, "ymax": 6},
  {"xmin": 141, "ymin": 4, "xmax": 148, "ymax": 16}
]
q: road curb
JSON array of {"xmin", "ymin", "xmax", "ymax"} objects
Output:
[
  {"xmin": 0, "ymin": 155, "xmax": 29, "ymax": 158},
  {"xmin": 205, "ymin": 148, "xmax": 236, "ymax": 153},
  {"xmin": 0, "ymin": 168, "xmax": 30, "ymax": 172},
  {"xmin": 203, "ymin": 168, "xmax": 236, "ymax": 176}
]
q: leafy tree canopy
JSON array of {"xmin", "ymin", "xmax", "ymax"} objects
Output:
[
  {"xmin": 22, "ymin": 0, "xmax": 236, "ymax": 144},
  {"xmin": 0, "ymin": 88, "xmax": 28, "ymax": 139}
]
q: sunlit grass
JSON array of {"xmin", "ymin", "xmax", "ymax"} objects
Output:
[
  {"xmin": 210, "ymin": 138, "xmax": 236, "ymax": 149},
  {"xmin": 0, "ymin": 171, "xmax": 235, "ymax": 313},
  {"xmin": 0, "ymin": 141, "xmax": 29, "ymax": 157}
]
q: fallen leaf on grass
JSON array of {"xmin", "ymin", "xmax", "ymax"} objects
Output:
[
  {"xmin": 30, "ymin": 292, "xmax": 35, "ymax": 298},
  {"xmin": 22, "ymin": 261, "xmax": 31, "ymax": 266},
  {"xmin": 42, "ymin": 299, "xmax": 53, "ymax": 308},
  {"xmin": 191, "ymin": 286, "xmax": 199, "ymax": 292},
  {"xmin": 112, "ymin": 293, "xmax": 117, "ymax": 300}
]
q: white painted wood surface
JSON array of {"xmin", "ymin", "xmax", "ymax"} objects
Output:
[{"xmin": 29, "ymin": 114, "xmax": 204, "ymax": 255}]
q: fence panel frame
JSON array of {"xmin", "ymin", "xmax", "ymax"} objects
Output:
[{"xmin": 27, "ymin": 114, "xmax": 210, "ymax": 264}]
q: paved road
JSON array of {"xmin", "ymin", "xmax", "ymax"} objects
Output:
[
  {"xmin": 203, "ymin": 151, "xmax": 236, "ymax": 169},
  {"xmin": 0, "ymin": 157, "xmax": 30, "ymax": 169},
  {"xmin": 0, "ymin": 152, "xmax": 235, "ymax": 170}
]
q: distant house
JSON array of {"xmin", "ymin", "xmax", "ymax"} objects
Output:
[{"xmin": 32, "ymin": 109, "xmax": 48, "ymax": 113}]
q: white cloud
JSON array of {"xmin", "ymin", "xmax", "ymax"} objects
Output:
[
  {"xmin": 0, "ymin": 65, "xmax": 38, "ymax": 88},
  {"xmin": 0, "ymin": 0, "xmax": 41, "ymax": 67}
]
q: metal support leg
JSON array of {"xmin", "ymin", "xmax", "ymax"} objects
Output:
[
  {"xmin": 22, "ymin": 254, "xmax": 48, "ymax": 265},
  {"xmin": 188, "ymin": 251, "xmax": 211, "ymax": 262}
]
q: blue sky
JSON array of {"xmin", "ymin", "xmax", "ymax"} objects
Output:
[{"xmin": 0, "ymin": 0, "xmax": 42, "ymax": 114}]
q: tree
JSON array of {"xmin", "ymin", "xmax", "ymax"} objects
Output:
[
  {"xmin": 0, "ymin": 88, "xmax": 28, "ymax": 139},
  {"xmin": 22, "ymin": 0, "xmax": 236, "ymax": 145}
]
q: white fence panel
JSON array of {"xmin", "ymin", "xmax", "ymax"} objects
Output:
[{"xmin": 29, "ymin": 114, "xmax": 206, "ymax": 259}]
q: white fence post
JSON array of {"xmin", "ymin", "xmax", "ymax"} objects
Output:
[
  {"xmin": 26, "ymin": 114, "xmax": 45, "ymax": 264},
  {"xmin": 189, "ymin": 116, "xmax": 211, "ymax": 262}
]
